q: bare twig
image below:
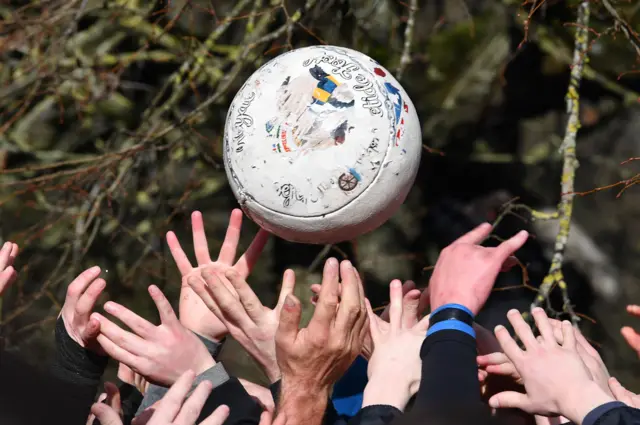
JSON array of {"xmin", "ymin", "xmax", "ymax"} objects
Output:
[
  {"xmin": 396, "ymin": 0, "xmax": 418, "ymax": 79},
  {"xmin": 600, "ymin": 0, "xmax": 640, "ymax": 58}
]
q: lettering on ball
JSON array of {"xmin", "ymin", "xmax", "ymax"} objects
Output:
[
  {"xmin": 233, "ymin": 91, "xmax": 256, "ymax": 153},
  {"xmin": 302, "ymin": 51, "xmax": 383, "ymax": 117},
  {"xmin": 276, "ymin": 183, "xmax": 306, "ymax": 207}
]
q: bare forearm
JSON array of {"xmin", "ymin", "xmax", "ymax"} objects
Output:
[{"xmin": 278, "ymin": 378, "xmax": 330, "ymax": 425}]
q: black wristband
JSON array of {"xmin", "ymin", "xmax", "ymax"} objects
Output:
[{"xmin": 429, "ymin": 307, "xmax": 473, "ymax": 328}]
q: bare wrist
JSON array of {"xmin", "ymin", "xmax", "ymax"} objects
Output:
[
  {"xmin": 562, "ymin": 382, "xmax": 615, "ymax": 425},
  {"xmin": 362, "ymin": 375, "xmax": 413, "ymax": 411},
  {"xmin": 195, "ymin": 355, "xmax": 216, "ymax": 376},
  {"xmin": 264, "ymin": 363, "xmax": 281, "ymax": 384},
  {"xmin": 279, "ymin": 377, "xmax": 330, "ymax": 425}
]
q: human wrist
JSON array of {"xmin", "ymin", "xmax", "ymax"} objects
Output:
[
  {"xmin": 431, "ymin": 299, "xmax": 477, "ymax": 316},
  {"xmin": 280, "ymin": 375, "xmax": 331, "ymax": 397},
  {"xmin": 362, "ymin": 374, "xmax": 413, "ymax": 411},
  {"xmin": 430, "ymin": 303, "xmax": 475, "ymax": 319},
  {"xmin": 279, "ymin": 376, "xmax": 330, "ymax": 422},
  {"xmin": 194, "ymin": 354, "xmax": 217, "ymax": 377},
  {"xmin": 263, "ymin": 363, "xmax": 281, "ymax": 384},
  {"xmin": 561, "ymin": 382, "xmax": 615, "ymax": 425}
]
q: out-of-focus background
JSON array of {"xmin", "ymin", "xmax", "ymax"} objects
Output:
[{"xmin": 1, "ymin": 0, "xmax": 640, "ymax": 388}]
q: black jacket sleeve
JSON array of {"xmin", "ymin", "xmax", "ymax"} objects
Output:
[
  {"xmin": 581, "ymin": 401, "xmax": 640, "ymax": 425},
  {"xmin": 51, "ymin": 317, "xmax": 109, "ymax": 388},
  {"xmin": 346, "ymin": 405, "xmax": 402, "ymax": 425},
  {"xmin": 47, "ymin": 317, "xmax": 108, "ymax": 422},
  {"xmin": 0, "ymin": 347, "xmax": 101, "ymax": 424},
  {"xmin": 405, "ymin": 329, "xmax": 495, "ymax": 425},
  {"xmin": 197, "ymin": 376, "xmax": 263, "ymax": 425},
  {"xmin": 119, "ymin": 382, "xmax": 144, "ymax": 425}
]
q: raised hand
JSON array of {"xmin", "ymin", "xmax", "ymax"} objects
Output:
[
  {"xmin": 167, "ymin": 210, "xmax": 269, "ymax": 342},
  {"xmin": 488, "ymin": 308, "xmax": 613, "ymax": 423},
  {"xmin": 311, "ymin": 279, "xmax": 426, "ymax": 360},
  {"xmin": 276, "ymin": 259, "xmax": 368, "ymax": 389},
  {"xmin": 60, "ymin": 266, "xmax": 107, "ymax": 353},
  {"xmin": 92, "ymin": 285, "xmax": 214, "ymax": 386},
  {"xmin": 429, "ymin": 223, "xmax": 528, "ymax": 315},
  {"xmin": 275, "ymin": 259, "xmax": 368, "ymax": 425},
  {"xmin": 189, "ymin": 267, "xmax": 295, "ymax": 382},
  {"xmin": 478, "ymin": 316, "xmax": 613, "ymax": 398},
  {"xmin": 0, "ymin": 241, "xmax": 18, "ymax": 296},
  {"xmin": 362, "ymin": 280, "xmax": 430, "ymax": 410},
  {"xmin": 621, "ymin": 305, "xmax": 640, "ymax": 358}
]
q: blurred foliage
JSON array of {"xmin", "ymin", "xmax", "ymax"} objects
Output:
[{"xmin": 1, "ymin": 0, "xmax": 640, "ymax": 387}]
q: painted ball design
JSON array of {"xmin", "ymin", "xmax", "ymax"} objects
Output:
[{"xmin": 223, "ymin": 45, "xmax": 422, "ymax": 244}]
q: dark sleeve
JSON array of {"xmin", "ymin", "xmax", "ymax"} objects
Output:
[
  {"xmin": 409, "ymin": 329, "xmax": 493, "ymax": 424},
  {"xmin": 196, "ymin": 334, "xmax": 225, "ymax": 360},
  {"xmin": 269, "ymin": 379, "xmax": 342, "ymax": 425},
  {"xmin": 0, "ymin": 348, "xmax": 100, "ymax": 424},
  {"xmin": 346, "ymin": 405, "xmax": 402, "ymax": 425},
  {"xmin": 51, "ymin": 317, "xmax": 108, "ymax": 388},
  {"xmin": 47, "ymin": 317, "xmax": 108, "ymax": 422},
  {"xmin": 197, "ymin": 376, "xmax": 263, "ymax": 425},
  {"xmin": 583, "ymin": 402, "xmax": 640, "ymax": 425},
  {"xmin": 119, "ymin": 382, "xmax": 144, "ymax": 425},
  {"xmin": 416, "ymin": 329, "xmax": 481, "ymax": 407}
]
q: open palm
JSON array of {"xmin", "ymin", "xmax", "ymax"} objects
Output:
[{"xmin": 166, "ymin": 209, "xmax": 269, "ymax": 342}]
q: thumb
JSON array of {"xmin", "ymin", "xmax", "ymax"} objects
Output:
[
  {"xmin": 91, "ymin": 403, "xmax": 123, "ymax": 425},
  {"xmin": 489, "ymin": 391, "xmax": 530, "ymax": 410},
  {"xmin": 276, "ymin": 294, "xmax": 301, "ymax": 347},
  {"xmin": 83, "ymin": 317, "xmax": 101, "ymax": 341}
]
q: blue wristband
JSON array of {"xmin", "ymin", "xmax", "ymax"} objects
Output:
[
  {"xmin": 430, "ymin": 303, "xmax": 474, "ymax": 319},
  {"xmin": 426, "ymin": 320, "xmax": 476, "ymax": 339}
]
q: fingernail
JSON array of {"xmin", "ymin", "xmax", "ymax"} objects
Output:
[
  {"xmin": 518, "ymin": 230, "xmax": 528, "ymax": 238},
  {"xmin": 89, "ymin": 265, "xmax": 101, "ymax": 274},
  {"xmin": 507, "ymin": 309, "xmax": 519, "ymax": 316},
  {"xmin": 390, "ymin": 280, "xmax": 401, "ymax": 288},
  {"xmin": 494, "ymin": 325, "xmax": 505, "ymax": 332},
  {"xmin": 327, "ymin": 257, "xmax": 338, "ymax": 268},
  {"xmin": 532, "ymin": 307, "xmax": 544, "ymax": 314},
  {"xmin": 104, "ymin": 302, "xmax": 116, "ymax": 313},
  {"xmin": 343, "ymin": 260, "xmax": 352, "ymax": 269},
  {"xmin": 285, "ymin": 295, "xmax": 295, "ymax": 307}
]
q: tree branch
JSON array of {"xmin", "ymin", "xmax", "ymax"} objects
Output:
[{"xmin": 529, "ymin": 0, "xmax": 591, "ymax": 325}]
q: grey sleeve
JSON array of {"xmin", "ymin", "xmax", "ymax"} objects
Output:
[
  {"xmin": 136, "ymin": 363, "xmax": 230, "ymax": 415},
  {"xmin": 134, "ymin": 333, "xmax": 227, "ymax": 416},
  {"xmin": 197, "ymin": 334, "xmax": 225, "ymax": 359}
]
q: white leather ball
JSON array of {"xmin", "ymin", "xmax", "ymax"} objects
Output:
[{"xmin": 223, "ymin": 45, "xmax": 421, "ymax": 244}]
